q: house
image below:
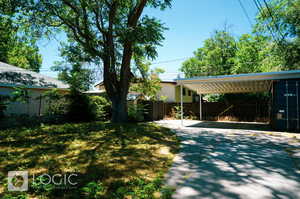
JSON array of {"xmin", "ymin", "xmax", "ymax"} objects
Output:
[
  {"xmin": 93, "ymin": 80, "xmax": 199, "ymax": 103},
  {"xmin": 0, "ymin": 61, "xmax": 69, "ymax": 116}
]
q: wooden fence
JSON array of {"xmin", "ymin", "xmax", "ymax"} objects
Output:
[{"xmin": 143, "ymin": 101, "xmax": 270, "ymax": 122}]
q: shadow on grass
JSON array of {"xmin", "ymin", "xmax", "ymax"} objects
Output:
[{"xmin": 0, "ymin": 122, "xmax": 179, "ymax": 198}]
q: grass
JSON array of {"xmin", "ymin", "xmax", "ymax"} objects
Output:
[{"xmin": 0, "ymin": 122, "xmax": 179, "ymax": 199}]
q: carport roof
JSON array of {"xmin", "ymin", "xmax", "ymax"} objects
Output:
[{"xmin": 177, "ymin": 70, "xmax": 300, "ymax": 94}]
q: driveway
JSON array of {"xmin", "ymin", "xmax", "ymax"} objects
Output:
[{"xmin": 156, "ymin": 120, "xmax": 300, "ymax": 199}]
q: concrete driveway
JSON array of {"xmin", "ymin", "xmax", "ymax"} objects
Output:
[{"xmin": 156, "ymin": 120, "xmax": 300, "ymax": 199}]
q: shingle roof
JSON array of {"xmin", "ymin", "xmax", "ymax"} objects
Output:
[{"xmin": 0, "ymin": 62, "xmax": 69, "ymax": 89}]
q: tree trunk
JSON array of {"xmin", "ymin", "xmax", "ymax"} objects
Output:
[{"xmin": 111, "ymin": 95, "xmax": 128, "ymax": 123}]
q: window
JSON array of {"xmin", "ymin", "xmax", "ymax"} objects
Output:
[
  {"xmin": 183, "ymin": 88, "xmax": 186, "ymax": 96},
  {"xmin": 188, "ymin": 90, "xmax": 191, "ymax": 96}
]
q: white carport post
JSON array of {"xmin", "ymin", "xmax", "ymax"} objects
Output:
[
  {"xmin": 180, "ymin": 84, "xmax": 183, "ymax": 126},
  {"xmin": 199, "ymin": 93, "xmax": 202, "ymax": 120}
]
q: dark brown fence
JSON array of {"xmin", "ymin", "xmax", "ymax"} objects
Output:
[
  {"xmin": 142, "ymin": 101, "xmax": 165, "ymax": 121},
  {"xmin": 144, "ymin": 101, "xmax": 270, "ymax": 122}
]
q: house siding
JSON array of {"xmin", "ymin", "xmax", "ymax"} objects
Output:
[
  {"xmin": 0, "ymin": 87, "xmax": 54, "ymax": 117},
  {"xmin": 157, "ymin": 83, "xmax": 176, "ymax": 102},
  {"xmin": 175, "ymin": 86, "xmax": 195, "ymax": 103}
]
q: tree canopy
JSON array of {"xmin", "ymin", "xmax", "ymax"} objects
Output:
[
  {"xmin": 255, "ymin": 0, "xmax": 300, "ymax": 69},
  {"xmin": 181, "ymin": 0, "xmax": 300, "ymax": 78},
  {"xmin": 181, "ymin": 30, "xmax": 237, "ymax": 78},
  {"xmin": 131, "ymin": 58, "xmax": 165, "ymax": 100},
  {"xmin": 51, "ymin": 43, "xmax": 96, "ymax": 91},
  {"xmin": 0, "ymin": 2, "xmax": 42, "ymax": 72}
]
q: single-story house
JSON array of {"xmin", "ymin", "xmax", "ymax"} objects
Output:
[
  {"xmin": 0, "ymin": 61, "xmax": 69, "ymax": 116},
  {"xmin": 93, "ymin": 80, "xmax": 199, "ymax": 103}
]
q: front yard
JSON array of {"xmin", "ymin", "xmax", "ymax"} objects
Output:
[{"xmin": 0, "ymin": 122, "xmax": 179, "ymax": 199}]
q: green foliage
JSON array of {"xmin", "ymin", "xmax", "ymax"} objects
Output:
[
  {"xmin": 81, "ymin": 182, "xmax": 105, "ymax": 199},
  {"xmin": 0, "ymin": 15, "xmax": 42, "ymax": 71},
  {"xmin": 10, "ymin": 0, "xmax": 172, "ymax": 122},
  {"xmin": 89, "ymin": 96, "xmax": 111, "ymax": 121},
  {"xmin": 254, "ymin": 0, "xmax": 300, "ymax": 69},
  {"xmin": 111, "ymin": 177, "xmax": 174, "ymax": 199},
  {"xmin": 203, "ymin": 94, "xmax": 224, "ymax": 102},
  {"xmin": 181, "ymin": 30, "xmax": 237, "ymax": 77},
  {"xmin": 42, "ymin": 89, "xmax": 68, "ymax": 116},
  {"xmin": 170, "ymin": 105, "xmax": 181, "ymax": 119},
  {"xmin": 0, "ymin": 94, "xmax": 9, "ymax": 119},
  {"xmin": 180, "ymin": 29, "xmax": 287, "ymax": 78},
  {"xmin": 181, "ymin": 2, "xmax": 300, "ymax": 79},
  {"xmin": 10, "ymin": 87, "xmax": 30, "ymax": 103},
  {"xmin": 128, "ymin": 103, "xmax": 147, "ymax": 122},
  {"xmin": 238, "ymin": 34, "xmax": 286, "ymax": 73},
  {"xmin": 2, "ymin": 193, "xmax": 28, "ymax": 199},
  {"xmin": 31, "ymin": 175, "xmax": 55, "ymax": 195},
  {"xmin": 131, "ymin": 58, "xmax": 165, "ymax": 101},
  {"xmin": 51, "ymin": 43, "xmax": 96, "ymax": 92},
  {"xmin": 66, "ymin": 89, "xmax": 95, "ymax": 122}
]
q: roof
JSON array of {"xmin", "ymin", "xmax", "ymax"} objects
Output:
[
  {"xmin": 177, "ymin": 70, "xmax": 300, "ymax": 94},
  {"xmin": 94, "ymin": 79, "xmax": 176, "ymax": 88},
  {"xmin": 83, "ymin": 90, "xmax": 106, "ymax": 94},
  {"xmin": 0, "ymin": 62, "xmax": 69, "ymax": 90}
]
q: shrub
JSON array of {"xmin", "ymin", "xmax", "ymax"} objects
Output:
[
  {"xmin": 128, "ymin": 103, "xmax": 147, "ymax": 122},
  {"xmin": 66, "ymin": 89, "xmax": 95, "ymax": 122},
  {"xmin": 0, "ymin": 95, "xmax": 9, "ymax": 120},
  {"xmin": 170, "ymin": 105, "xmax": 181, "ymax": 119},
  {"xmin": 2, "ymin": 193, "xmax": 28, "ymax": 199},
  {"xmin": 111, "ymin": 177, "xmax": 174, "ymax": 199},
  {"xmin": 89, "ymin": 96, "xmax": 111, "ymax": 121},
  {"xmin": 31, "ymin": 175, "xmax": 55, "ymax": 195},
  {"xmin": 81, "ymin": 182, "xmax": 105, "ymax": 199},
  {"xmin": 42, "ymin": 89, "xmax": 68, "ymax": 116}
]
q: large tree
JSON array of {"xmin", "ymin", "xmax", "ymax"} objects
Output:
[
  {"xmin": 255, "ymin": 0, "xmax": 300, "ymax": 69},
  {"xmin": 232, "ymin": 34, "xmax": 285, "ymax": 73},
  {"xmin": 180, "ymin": 30, "xmax": 237, "ymax": 77},
  {"xmin": 19, "ymin": 0, "xmax": 171, "ymax": 122}
]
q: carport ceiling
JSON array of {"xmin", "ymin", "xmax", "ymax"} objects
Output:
[{"xmin": 177, "ymin": 70, "xmax": 300, "ymax": 94}]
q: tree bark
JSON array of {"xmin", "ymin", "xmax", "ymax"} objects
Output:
[
  {"xmin": 102, "ymin": 0, "xmax": 148, "ymax": 123},
  {"xmin": 111, "ymin": 94, "xmax": 128, "ymax": 123}
]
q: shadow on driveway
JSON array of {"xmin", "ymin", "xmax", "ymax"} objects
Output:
[
  {"xmin": 162, "ymin": 121, "xmax": 300, "ymax": 199},
  {"xmin": 187, "ymin": 121, "xmax": 271, "ymax": 131}
]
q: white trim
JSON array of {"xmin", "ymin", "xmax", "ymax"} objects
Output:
[{"xmin": 176, "ymin": 70, "xmax": 300, "ymax": 83}]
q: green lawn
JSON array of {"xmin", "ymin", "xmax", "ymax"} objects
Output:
[{"xmin": 0, "ymin": 122, "xmax": 179, "ymax": 199}]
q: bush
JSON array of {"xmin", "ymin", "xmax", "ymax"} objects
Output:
[
  {"xmin": 42, "ymin": 89, "xmax": 68, "ymax": 116},
  {"xmin": 128, "ymin": 103, "xmax": 147, "ymax": 122},
  {"xmin": 170, "ymin": 105, "xmax": 181, "ymax": 119},
  {"xmin": 0, "ymin": 95, "xmax": 9, "ymax": 120},
  {"xmin": 66, "ymin": 90, "xmax": 95, "ymax": 122},
  {"xmin": 89, "ymin": 96, "xmax": 111, "ymax": 121},
  {"xmin": 81, "ymin": 182, "xmax": 105, "ymax": 199}
]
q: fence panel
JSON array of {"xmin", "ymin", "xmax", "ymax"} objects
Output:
[{"xmin": 145, "ymin": 101, "xmax": 270, "ymax": 122}]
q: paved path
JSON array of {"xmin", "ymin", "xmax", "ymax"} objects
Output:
[{"xmin": 156, "ymin": 120, "xmax": 300, "ymax": 199}]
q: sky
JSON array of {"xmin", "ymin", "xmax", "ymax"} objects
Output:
[{"xmin": 38, "ymin": 0, "xmax": 259, "ymax": 81}]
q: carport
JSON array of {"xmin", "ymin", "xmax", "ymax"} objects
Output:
[{"xmin": 177, "ymin": 70, "xmax": 300, "ymax": 131}]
